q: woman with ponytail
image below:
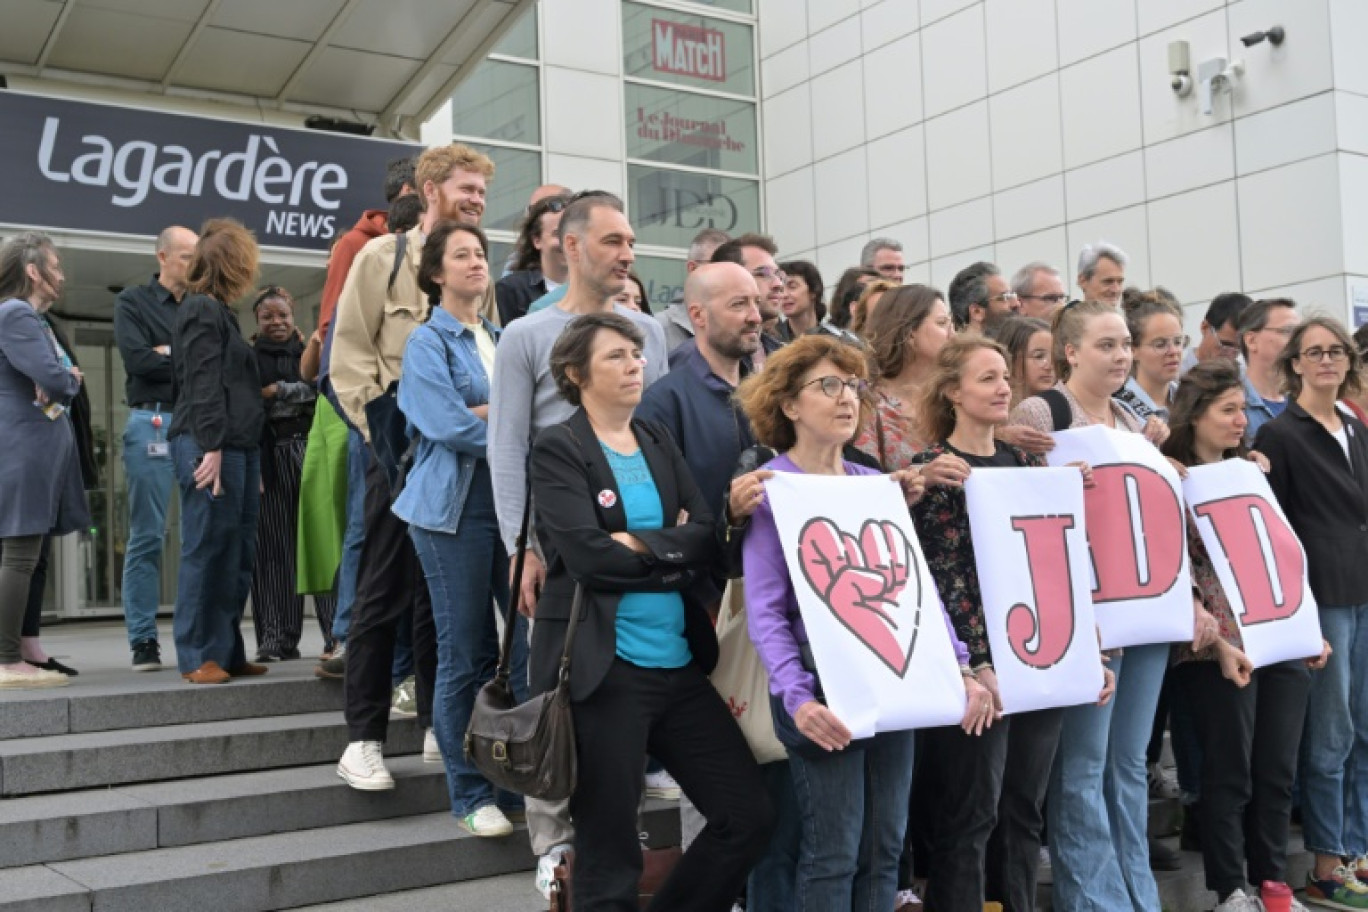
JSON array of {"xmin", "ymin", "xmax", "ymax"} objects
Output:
[{"xmin": 391, "ymin": 220, "xmax": 529, "ymax": 836}]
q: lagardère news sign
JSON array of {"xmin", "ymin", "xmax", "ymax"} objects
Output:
[{"xmin": 0, "ymin": 92, "xmax": 418, "ymax": 252}]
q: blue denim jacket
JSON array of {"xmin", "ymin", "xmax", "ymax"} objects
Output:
[{"xmin": 391, "ymin": 308, "xmax": 497, "ymax": 533}]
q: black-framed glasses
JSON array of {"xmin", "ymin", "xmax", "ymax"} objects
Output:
[
  {"xmin": 1021, "ymin": 293, "xmax": 1068, "ymax": 305},
  {"xmin": 1298, "ymin": 345, "xmax": 1349, "ymax": 363},
  {"xmin": 803, "ymin": 376, "xmax": 867, "ymax": 399}
]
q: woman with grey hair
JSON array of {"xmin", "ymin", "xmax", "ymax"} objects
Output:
[{"xmin": 0, "ymin": 232, "xmax": 88, "ymax": 688}]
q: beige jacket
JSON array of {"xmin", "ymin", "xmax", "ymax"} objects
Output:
[{"xmin": 330, "ymin": 226, "xmax": 500, "ymax": 440}]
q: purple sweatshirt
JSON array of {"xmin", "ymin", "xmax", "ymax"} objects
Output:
[{"xmin": 744, "ymin": 453, "xmax": 971, "ymax": 717}]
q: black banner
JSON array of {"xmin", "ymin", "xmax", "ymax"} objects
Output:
[{"xmin": 0, "ymin": 92, "xmax": 420, "ymax": 252}]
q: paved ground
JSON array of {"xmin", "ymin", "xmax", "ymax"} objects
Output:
[{"xmin": 32, "ymin": 616, "xmax": 331, "ymax": 681}]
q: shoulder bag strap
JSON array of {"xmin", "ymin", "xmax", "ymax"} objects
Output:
[
  {"xmin": 493, "ymin": 461, "xmax": 534, "ymax": 684},
  {"xmin": 1039, "ymin": 388, "xmax": 1072, "ymax": 432},
  {"xmin": 387, "ymin": 232, "xmax": 408, "ymax": 293}
]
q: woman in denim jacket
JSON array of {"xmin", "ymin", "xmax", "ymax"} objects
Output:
[{"xmin": 393, "ymin": 220, "xmax": 528, "ymax": 837}]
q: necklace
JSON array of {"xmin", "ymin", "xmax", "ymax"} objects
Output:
[{"xmin": 1068, "ymin": 388, "xmax": 1114, "ymax": 427}]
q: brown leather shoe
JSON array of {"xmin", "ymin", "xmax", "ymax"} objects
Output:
[
  {"xmin": 229, "ymin": 662, "xmax": 269, "ymax": 677},
  {"xmin": 182, "ymin": 661, "xmax": 230, "ymax": 684}
]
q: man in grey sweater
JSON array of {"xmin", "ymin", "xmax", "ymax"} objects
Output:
[{"xmin": 487, "ymin": 192, "xmax": 668, "ymax": 899}]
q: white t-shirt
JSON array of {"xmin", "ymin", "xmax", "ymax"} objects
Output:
[
  {"xmin": 462, "ymin": 320, "xmax": 496, "ymax": 379},
  {"xmin": 1333, "ymin": 424, "xmax": 1352, "ymax": 463}
]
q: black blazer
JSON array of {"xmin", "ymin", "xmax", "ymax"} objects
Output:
[
  {"xmin": 1254, "ymin": 400, "xmax": 1368, "ymax": 606},
  {"xmin": 528, "ymin": 408, "xmax": 719, "ymax": 701}
]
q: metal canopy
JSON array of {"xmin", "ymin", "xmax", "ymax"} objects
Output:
[{"xmin": 0, "ymin": 0, "xmax": 530, "ymax": 138}]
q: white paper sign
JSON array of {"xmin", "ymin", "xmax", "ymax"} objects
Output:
[
  {"xmin": 764, "ymin": 472, "xmax": 967, "ymax": 738},
  {"xmin": 1184, "ymin": 460, "xmax": 1323, "ymax": 667},
  {"xmin": 1047, "ymin": 425, "xmax": 1194, "ymax": 649},
  {"xmin": 964, "ymin": 467, "xmax": 1106, "ymax": 714}
]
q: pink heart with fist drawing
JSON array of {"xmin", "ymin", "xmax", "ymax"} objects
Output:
[{"xmin": 797, "ymin": 517, "xmax": 923, "ymax": 677}]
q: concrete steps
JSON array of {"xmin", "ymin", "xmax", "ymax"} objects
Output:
[
  {"xmin": 0, "ymin": 622, "xmax": 681, "ymax": 911},
  {"xmin": 0, "ymin": 711, "xmax": 423, "ymax": 796},
  {"xmin": 0, "ymin": 757, "xmax": 449, "ymax": 869},
  {"xmin": 0, "ymin": 812, "xmax": 534, "ymax": 912},
  {"xmin": 0, "ymin": 676, "xmax": 344, "ymax": 740}
]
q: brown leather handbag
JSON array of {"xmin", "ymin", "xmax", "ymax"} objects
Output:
[
  {"xmin": 548, "ymin": 846, "xmax": 684, "ymax": 911},
  {"xmin": 463, "ymin": 478, "xmax": 581, "ymax": 801}
]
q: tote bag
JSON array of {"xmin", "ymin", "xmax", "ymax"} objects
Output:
[{"xmin": 710, "ymin": 579, "xmax": 786, "ymax": 765}]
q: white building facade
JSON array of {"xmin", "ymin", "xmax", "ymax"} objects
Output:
[
  {"xmin": 428, "ymin": 0, "xmax": 1368, "ymax": 324},
  {"xmin": 755, "ymin": 0, "xmax": 1368, "ymax": 325}
]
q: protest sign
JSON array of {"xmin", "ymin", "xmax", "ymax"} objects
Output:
[
  {"xmin": 1184, "ymin": 459, "xmax": 1323, "ymax": 667},
  {"xmin": 764, "ymin": 472, "xmax": 967, "ymax": 738},
  {"xmin": 964, "ymin": 466, "xmax": 1105, "ymax": 713},
  {"xmin": 1047, "ymin": 425, "xmax": 1193, "ymax": 648}
]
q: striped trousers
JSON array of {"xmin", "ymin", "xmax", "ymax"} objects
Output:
[{"xmin": 251, "ymin": 436, "xmax": 337, "ymax": 656}]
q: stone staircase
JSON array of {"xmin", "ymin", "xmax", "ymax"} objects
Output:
[
  {"xmin": 0, "ymin": 624, "xmax": 1311, "ymax": 912},
  {"xmin": 0, "ymin": 633, "xmax": 676, "ymax": 912}
]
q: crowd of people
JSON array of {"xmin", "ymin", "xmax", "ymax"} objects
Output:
[{"xmin": 2, "ymin": 138, "xmax": 1368, "ymax": 912}]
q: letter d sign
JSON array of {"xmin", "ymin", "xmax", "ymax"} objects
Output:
[{"xmin": 1193, "ymin": 495, "xmax": 1304, "ymax": 625}]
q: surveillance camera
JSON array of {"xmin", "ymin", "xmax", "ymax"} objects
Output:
[
  {"xmin": 1171, "ymin": 74, "xmax": 1193, "ymax": 97},
  {"xmin": 1241, "ymin": 26, "xmax": 1286, "ymax": 47}
]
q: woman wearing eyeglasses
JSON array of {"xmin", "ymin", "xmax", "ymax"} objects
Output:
[
  {"xmin": 1252, "ymin": 315, "xmax": 1368, "ymax": 906},
  {"xmin": 737, "ymin": 334, "xmax": 988, "ymax": 910},
  {"xmin": 1116, "ymin": 291, "xmax": 1184, "ymax": 425}
]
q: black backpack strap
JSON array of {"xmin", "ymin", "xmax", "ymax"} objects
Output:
[
  {"xmin": 387, "ymin": 232, "xmax": 408, "ymax": 293},
  {"xmin": 1038, "ymin": 388, "xmax": 1072, "ymax": 432}
]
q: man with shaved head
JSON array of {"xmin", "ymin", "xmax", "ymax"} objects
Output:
[
  {"xmin": 638, "ymin": 262, "xmax": 763, "ymax": 566},
  {"xmin": 113, "ymin": 224, "xmax": 198, "ymax": 672}
]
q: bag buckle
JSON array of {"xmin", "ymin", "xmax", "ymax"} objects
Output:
[{"xmin": 492, "ymin": 740, "xmax": 508, "ymax": 762}]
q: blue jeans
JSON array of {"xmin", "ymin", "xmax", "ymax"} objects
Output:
[
  {"xmin": 787, "ymin": 730, "xmax": 915, "ymax": 911},
  {"xmin": 408, "ymin": 466, "xmax": 527, "ymax": 818},
  {"xmin": 331, "ymin": 428, "xmax": 368, "ymax": 644},
  {"xmin": 1049, "ymin": 643, "xmax": 1167, "ymax": 911},
  {"xmin": 121, "ymin": 408, "xmax": 175, "ymax": 646},
  {"xmin": 1301, "ymin": 604, "xmax": 1368, "ymax": 857},
  {"xmin": 748, "ymin": 760, "xmax": 801, "ymax": 912},
  {"xmin": 170, "ymin": 437, "xmax": 260, "ymax": 674}
]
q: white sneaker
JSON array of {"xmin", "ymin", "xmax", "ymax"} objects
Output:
[
  {"xmin": 457, "ymin": 804, "xmax": 513, "ymax": 838},
  {"xmin": 1214, "ymin": 889, "xmax": 1261, "ymax": 912},
  {"xmin": 390, "ymin": 676, "xmax": 417, "ymax": 718},
  {"xmin": 894, "ymin": 887, "xmax": 924, "ymax": 910},
  {"xmin": 0, "ymin": 662, "xmax": 68, "ymax": 689},
  {"xmin": 1147, "ymin": 761, "xmax": 1180, "ymax": 800},
  {"xmin": 337, "ymin": 741, "xmax": 395, "ymax": 791},
  {"xmin": 535, "ymin": 843, "xmax": 573, "ymax": 900},
  {"xmin": 645, "ymin": 769, "xmax": 682, "ymax": 800},
  {"xmin": 1038, "ymin": 845, "xmax": 1053, "ymax": 884},
  {"xmin": 423, "ymin": 728, "xmax": 442, "ymax": 763}
]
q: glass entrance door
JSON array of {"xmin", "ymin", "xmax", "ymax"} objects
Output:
[{"xmin": 50, "ymin": 322, "xmax": 180, "ymax": 618}]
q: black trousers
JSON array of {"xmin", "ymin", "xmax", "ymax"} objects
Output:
[
  {"xmin": 923, "ymin": 719, "xmax": 1010, "ymax": 912},
  {"xmin": 20, "ymin": 535, "xmax": 51, "ymax": 638},
  {"xmin": 900, "ymin": 731, "xmax": 937, "ymax": 887},
  {"xmin": 343, "ymin": 454, "xmax": 435, "ymax": 742},
  {"xmin": 252, "ymin": 437, "xmax": 336, "ymax": 655},
  {"xmin": 569, "ymin": 658, "xmax": 774, "ymax": 911},
  {"xmin": 1176, "ymin": 658, "xmax": 1311, "ymax": 897},
  {"xmin": 986, "ymin": 708, "xmax": 1064, "ymax": 912}
]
